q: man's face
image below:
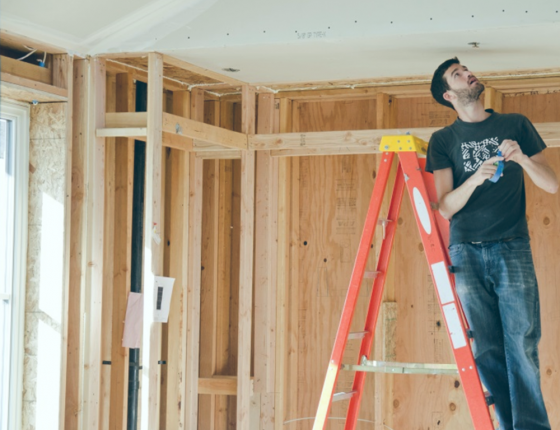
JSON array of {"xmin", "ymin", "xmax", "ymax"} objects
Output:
[{"xmin": 443, "ymin": 63, "xmax": 485, "ymax": 106}]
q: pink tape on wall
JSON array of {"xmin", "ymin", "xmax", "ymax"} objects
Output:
[{"xmin": 122, "ymin": 292, "xmax": 143, "ymax": 348}]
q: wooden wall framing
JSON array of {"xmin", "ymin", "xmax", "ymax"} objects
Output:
[{"xmin": 3, "ymin": 38, "xmax": 555, "ymax": 429}]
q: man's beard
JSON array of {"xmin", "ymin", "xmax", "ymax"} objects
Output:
[{"xmin": 453, "ymin": 82, "xmax": 485, "ymax": 106}]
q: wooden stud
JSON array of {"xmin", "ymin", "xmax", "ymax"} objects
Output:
[
  {"xmin": 65, "ymin": 57, "xmax": 86, "ymax": 430},
  {"xmin": 172, "ymin": 91, "xmax": 191, "ymax": 118},
  {"xmin": 275, "ymin": 98, "xmax": 293, "ymax": 430},
  {"xmin": 108, "ymin": 72, "xmax": 135, "ymax": 430},
  {"xmin": 100, "ymin": 72, "xmax": 117, "ymax": 430},
  {"xmin": 191, "ymin": 88, "xmax": 206, "ymax": 123},
  {"xmin": 254, "ymin": 92, "xmax": 277, "ymax": 395},
  {"xmin": 184, "ymin": 86, "xmax": 205, "ymax": 430},
  {"xmin": 185, "ymin": 154, "xmax": 204, "ymax": 429},
  {"xmin": 59, "ymin": 52, "xmax": 74, "ymax": 430},
  {"xmin": 83, "ymin": 56, "xmax": 106, "ymax": 430},
  {"xmin": 139, "ymin": 52, "xmax": 164, "ymax": 430},
  {"xmin": 485, "ymin": 87, "xmax": 503, "ymax": 113},
  {"xmin": 165, "ymin": 145, "xmax": 190, "ymax": 429},
  {"xmin": 198, "ymin": 102, "xmax": 221, "ymax": 430},
  {"xmin": 237, "ymin": 86, "xmax": 257, "ymax": 430},
  {"xmin": 52, "ymin": 54, "xmax": 70, "ymax": 89}
]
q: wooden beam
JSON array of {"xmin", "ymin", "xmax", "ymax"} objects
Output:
[
  {"xmin": 140, "ymin": 52, "xmax": 164, "ymax": 430},
  {"xmin": 105, "ymin": 59, "xmax": 187, "ymax": 93},
  {"xmin": 83, "ymin": 56, "xmax": 106, "ymax": 430},
  {"xmin": 162, "ymin": 112, "xmax": 248, "ymax": 150},
  {"xmin": 0, "ymin": 55, "xmax": 52, "ymax": 84},
  {"xmin": 162, "ymin": 54, "xmax": 248, "ymax": 87}
]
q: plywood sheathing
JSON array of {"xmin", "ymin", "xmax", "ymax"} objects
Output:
[{"xmin": 23, "ymin": 101, "xmax": 68, "ymax": 430}]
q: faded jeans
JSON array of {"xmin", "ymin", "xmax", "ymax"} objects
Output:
[{"xmin": 449, "ymin": 238, "xmax": 550, "ymax": 430}]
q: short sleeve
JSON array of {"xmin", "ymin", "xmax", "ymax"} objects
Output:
[
  {"xmin": 517, "ymin": 115, "xmax": 547, "ymax": 158},
  {"xmin": 425, "ymin": 132, "xmax": 453, "ymax": 173}
]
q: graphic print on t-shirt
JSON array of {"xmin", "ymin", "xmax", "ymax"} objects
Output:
[{"xmin": 461, "ymin": 137, "xmax": 500, "ymax": 172}]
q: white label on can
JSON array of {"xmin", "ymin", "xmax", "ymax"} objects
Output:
[
  {"xmin": 442, "ymin": 303, "xmax": 467, "ymax": 350},
  {"xmin": 431, "ymin": 261, "xmax": 454, "ymax": 305}
]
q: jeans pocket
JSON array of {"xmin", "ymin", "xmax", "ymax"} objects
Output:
[
  {"xmin": 503, "ymin": 237, "xmax": 531, "ymax": 253},
  {"xmin": 448, "ymin": 243, "xmax": 464, "ymax": 259}
]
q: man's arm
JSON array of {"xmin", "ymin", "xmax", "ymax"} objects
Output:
[
  {"xmin": 434, "ymin": 156, "xmax": 503, "ymax": 220},
  {"xmin": 499, "ymin": 140, "xmax": 558, "ymax": 194}
]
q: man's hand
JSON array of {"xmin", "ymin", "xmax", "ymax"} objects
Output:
[
  {"xmin": 499, "ymin": 139, "xmax": 528, "ymax": 164},
  {"xmin": 467, "ymin": 156, "xmax": 504, "ymax": 186}
]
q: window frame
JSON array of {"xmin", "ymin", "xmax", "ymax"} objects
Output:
[{"xmin": 0, "ymin": 99, "xmax": 29, "ymax": 430}]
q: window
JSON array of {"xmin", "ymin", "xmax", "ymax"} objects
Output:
[{"xmin": 0, "ymin": 100, "xmax": 29, "ymax": 430}]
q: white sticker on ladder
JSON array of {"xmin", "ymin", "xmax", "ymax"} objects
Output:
[
  {"xmin": 442, "ymin": 303, "xmax": 467, "ymax": 350},
  {"xmin": 431, "ymin": 261, "xmax": 454, "ymax": 305},
  {"xmin": 413, "ymin": 187, "xmax": 431, "ymax": 235}
]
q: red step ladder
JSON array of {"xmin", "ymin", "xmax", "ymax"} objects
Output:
[{"xmin": 312, "ymin": 136, "xmax": 495, "ymax": 430}]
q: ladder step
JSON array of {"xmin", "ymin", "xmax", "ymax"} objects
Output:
[
  {"xmin": 341, "ymin": 357, "xmax": 458, "ymax": 375},
  {"xmin": 363, "ymin": 271, "xmax": 380, "ymax": 279},
  {"xmin": 348, "ymin": 331, "xmax": 368, "ymax": 340},
  {"xmin": 332, "ymin": 391, "xmax": 357, "ymax": 402}
]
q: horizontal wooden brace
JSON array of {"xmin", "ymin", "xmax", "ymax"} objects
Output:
[
  {"xmin": 162, "ymin": 112, "xmax": 248, "ymax": 150},
  {"xmin": 0, "ymin": 72, "xmax": 68, "ymax": 101},
  {"xmin": 1, "ymin": 55, "xmax": 52, "ymax": 85},
  {"xmin": 198, "ymin": 376, "xmax": 254, "ymax": 396},
  {"xmin": 250, "ymin": 122, "xmax": 560, "ymax": 157}
]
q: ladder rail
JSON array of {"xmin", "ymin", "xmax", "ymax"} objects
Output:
[
  {"xmin": 345, "ymin": 160, "xmax": 406, "ymax": 429},
  {"xmin": 312, "ymin": 152, "xmax": 395, "ymax": 430},
  {"xmin": 399, "ymin": 152, "xmax": 494, "ymax": 429}
]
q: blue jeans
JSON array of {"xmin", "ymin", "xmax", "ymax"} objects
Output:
[{"xmin": 449, "ymin": 238, "xmax": 550, "ymax": 430}]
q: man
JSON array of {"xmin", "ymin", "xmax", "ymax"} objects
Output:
[{"xmin": 426, "ymin": 57, "xmax": 558, "ymax": 430}]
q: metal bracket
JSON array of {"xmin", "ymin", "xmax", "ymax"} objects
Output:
[{"xmin": 377, "ymin": 218, "xmax": 392, "ymax": 240}]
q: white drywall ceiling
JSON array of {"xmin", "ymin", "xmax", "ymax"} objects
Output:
[{"xmin": 2, "ymin": 0, "xmax": 560, "ymax": 84}]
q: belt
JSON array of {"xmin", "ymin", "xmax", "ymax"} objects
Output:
[{"xmin": 469, "ymin": 237, "xmax": 516, "ymax": 245}]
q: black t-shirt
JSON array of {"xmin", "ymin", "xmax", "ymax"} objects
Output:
[{"xmin": 425, "ymin": 110, "xmax": 546, "ymax": 245}]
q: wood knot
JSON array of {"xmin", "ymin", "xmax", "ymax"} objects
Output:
[
  {"xmin": 543, "ymin": 216, "xmax": 551, "ymax": 226},
  {"xmin": 393, "ymin": 399, "xmax": 400, "ymax": 408},
  {"xmin": 449, "ymin": 402, "xmax": 456, "ymax": 411}
]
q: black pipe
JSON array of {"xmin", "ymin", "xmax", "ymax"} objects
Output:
[{"xmin": 127, "ymin": 80, "xmax": 147, "ymax": 430}]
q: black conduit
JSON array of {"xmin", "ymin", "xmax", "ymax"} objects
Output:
[{"xmin": 127, "ymin": 80, "xmax": 147, "ymax": 430}]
